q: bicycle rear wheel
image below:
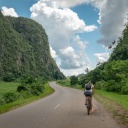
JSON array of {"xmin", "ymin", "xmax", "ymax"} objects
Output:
[{"xmin": 87, "ymin": 100, "xmax": 90, "ymax": 115}]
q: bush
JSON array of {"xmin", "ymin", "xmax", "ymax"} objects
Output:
[
  {"xmin": 57, "ymin": 79, "xmax": 70, "ymax": 86},
  {"xmin": 30, "ymin": 83, "xmax": 44, "ymax": 96},
  {"xmin": 19, "ymin": 90, "xmax": 31, "ymax": 98},
  {"xmin": 95, "ymin": 80, "xmax": 106, "ymax": 90},
  {"xmin": 17, "ymin": 84, "xmax": 29, "ymax": 92},
  {"xmin": 17, "ymin": 77, "xmax": 45, "ymax": 97},
  {"xmin": 20, "ymin": 74, "xmax": 37, "ymax": 84},
  {"xmin": 2, "ymin": 72, "xmax": 15, "ymax": 82},
  {"xmin": 3, "ymin": 92, "xmax": 18, "ymax": 103},
  {"xmin": 70, "ymin": 76, "xmax": 78, "ymax": 86},
  {"xmin": 0, "ymin": 97, "xmax": 5, "ymax": 105},
  {"xmin": 105, "ymin": 80, "xmax": 117, "ymax": 92},
  {"xmin": 121, "ymin": 83, "xmax": 128, "ymax": 94}
]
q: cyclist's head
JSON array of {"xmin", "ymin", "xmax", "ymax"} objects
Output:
[{"xmin": 88, "ymin": 81, "xmax": 92, "ymax": 84}]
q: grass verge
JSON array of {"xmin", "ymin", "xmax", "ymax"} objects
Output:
[
  {"xmin": 0, "ymin": 83, "xmax": 54, "ymax": 114},
  {"xmin": 0, "ymin": 82, "xmax": 19, "ymax": 97},
  {"xmin": 94, "ymin": 90, "xmax": 128, "ymax": 126},
  {"xmin": 95, "ymin": 90, "xmax": 128, "ymax": 111}
]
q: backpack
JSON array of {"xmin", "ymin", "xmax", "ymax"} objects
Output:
[{"xmin": 85, "ymin": 84, "xmax": 91, "ymax": 90}]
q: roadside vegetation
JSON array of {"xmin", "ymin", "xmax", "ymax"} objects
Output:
[{"xmin": 0, "ymin": 75, "xmax": 54, "ymax": 114}]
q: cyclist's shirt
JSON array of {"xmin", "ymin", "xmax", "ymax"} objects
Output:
[{"xmin": 84, "ymin": 84, "xmax": 94, "ymax": 92}]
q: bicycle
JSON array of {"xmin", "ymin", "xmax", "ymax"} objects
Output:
[{"xmin": 86, "ymin": 96, "xmax": 91, "ymax": 115}]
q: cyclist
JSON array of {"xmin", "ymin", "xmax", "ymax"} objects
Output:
[{"xmin": 84, "ymin": 81, "xmax": 95, "ymax": 112}]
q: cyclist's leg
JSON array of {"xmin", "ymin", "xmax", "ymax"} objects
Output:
[
  {"xmin": 84, "ymin": 91, "xmax": 88, "ymax": 105},
  {"xmin": 85, "ymin": 96, "xmax": 87, "ymax": 105},
  {"xmin": 90, "ymin": 97, "xmax": 92, "ymax": 110},
  {"xmin": 90, "ymin": 96, "xmax": 94, "ymax": 112}
]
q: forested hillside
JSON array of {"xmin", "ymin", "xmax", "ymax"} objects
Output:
[
  {"xmin": 78, "ymin": 24, "xmax": 128, "ymax": 94},
  {"xmin": 109, "ymin": 25, "xmax": 128, "ymax": 61},
  {"xmin": 0, "ymin": 11, "xmax": 65, "ymax": 81}
]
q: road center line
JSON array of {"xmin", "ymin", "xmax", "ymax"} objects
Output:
[{"xmin": 54, "ymin": 104, "xmax": 60, "ymax": 109}]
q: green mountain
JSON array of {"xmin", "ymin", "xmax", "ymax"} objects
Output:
[{"xmin": 0, "ymin": 11, "xmax": 65, "ymax": 81}]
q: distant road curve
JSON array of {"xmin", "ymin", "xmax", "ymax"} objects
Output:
[{"xmin": 0, "ymin": 82, "xmax": 120, "ymax": 128}]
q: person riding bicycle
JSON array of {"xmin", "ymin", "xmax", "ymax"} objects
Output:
[{"xmin": 84, "ymin": 81, "xmax": 95, "ymax": 112}]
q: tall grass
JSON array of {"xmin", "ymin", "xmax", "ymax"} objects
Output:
[
  {"xmin": 96, "ymin": 89, "xmax": 128, "ymax": 110},
  {"xmin": 0, "ymin": 82, "xmax": 19, "ymax": 97}
]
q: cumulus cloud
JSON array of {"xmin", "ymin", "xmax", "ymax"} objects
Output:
[
  {"xmin": 61, "ymin": 65, "xmax": 91, "ymax": 76},
  {"xmin": 59, "ymin": 45, "xmax": 90, "ymax": 69},
  {"xmin": 30, "ymin": 0, "xmax": 96, "ymax": 72},
  {"xmin": 54, "ymin": 0, "xmax": 128, "ymax": 47},
  {"xmin": 94, "ymin": 52, "xmax": 109, "ymax": 63},
  {"xmin": 53, "ymin": 0, "xmax": 86, "ymax": 8},
  {"xmin": 29, "ymin": 0, "xmax": 128, "ymax": 76},
  {"xmin": 50, "ymin": 46, "xmax": 57, "ymax": 58},
  {"xmin": 1, "ymin": 6, "xmax": 18, "ymax": 17},
  {"xmin": 89, "ymin": 0, "xmax": 128, "ymax": 47},
  {"xmin": 72, "ymin": 35, "xmax": 87, "ymax": 50}
]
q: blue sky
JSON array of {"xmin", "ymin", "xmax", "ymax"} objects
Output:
[{"xmin": 0, "ymin": 0, "xmax": 128, "ymax": 76}]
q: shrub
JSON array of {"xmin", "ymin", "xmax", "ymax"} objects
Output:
[
  {"xmin": 30, "ymin": 83, "xmax": 44, "ymax": 96},
  {"xmin": 95, "ymin": 80, "xmax": 106, "ymax": 90},
  {"xmin": 70, "ymin": 76, "xmax": 78, "ymax": 86},
  {"xmin": 3, "ymin": 92, "xmax": 18, "ymax": 103},
  {"xmin": 57, "ymin": 79, "xmax": 70, "ymax": 86},
  {"xmin": 17, "ymin": 84, "xmax": 29, "ymax": 92},
  {"xmin": 2, "ymin": 72, "xmax": 15, "ymax": 82},
  {"xmin": 105, "ymin": 80, "xmax": 116, "ymax": 92},
  {"xmin": 20, "ymin": 90, "xmax": 31, "ymax": 98},
  {"xmin": 20, "ymin": 74, "xmax": 37, "ymax": 84},
  {"xmin": 0, "ymin": 97, "xmax": 5, "ymax": 105},
  {"xmin": 121, "ymin": 83, "xmax": 128, "ymax": 94},
  {"xmin": 17, "ymin": 77, "xmax": 45, "ymax": 97}
]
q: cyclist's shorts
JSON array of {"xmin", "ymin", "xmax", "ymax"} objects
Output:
[{"xmin": 84, "ymin": 91, "xmax": 92, "ymax": 97}]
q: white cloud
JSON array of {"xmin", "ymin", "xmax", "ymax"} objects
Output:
[
  {"xmin": 29, "ymin": 0, "xmax": 128, "ymax": 76},
  {"xmin": 93, "ymin": 0, "xmax": 128, "ymax": 47},
  {"xmin": 53, "ymin": 0, "xmax": 86, "ymax": 8},
  {"xmin": 50, "ymin": 0, "xmax": 105, "ymax": 8},
  {"xmin": 72, "ymin": 35, "xmax": 88, "ymax": 50},
  {"xmin": 30, "ymin": 0, "xmax": 96, "ymax": 73},
  {"xmin": 59, "ymin": 45, "xmax": 90, "ymax": 69},
  {"xmin": 94, "ymin": 52, "xmax": 109, "ymax": 63},
  {"xmin": 61, "ymin": 65, "xmax": 91, "ymax": 76},
  {"xmin": 53, "ymin": 0, "xmax": 128, "ymax": 47},
  {"xmin": 50, "ymin": 46, "xmax": 57, "ymax": 58},
  {"xmin": 1, "ymin": 6, "xmax": 18, "ymax": 17}
]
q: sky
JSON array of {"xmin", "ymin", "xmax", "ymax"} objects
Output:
[{"xmin": 0, "ymin": 0, "xmax": 128, "ymax": 76}]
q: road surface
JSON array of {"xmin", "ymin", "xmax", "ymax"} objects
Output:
[{"xmin": 0, "ymin": 82, "xmax": 121, "ymax": 128}]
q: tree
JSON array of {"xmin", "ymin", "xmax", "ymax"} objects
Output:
[{"xmin": 70, "ymin": 75, "xmax": 78, "ymax": 86}]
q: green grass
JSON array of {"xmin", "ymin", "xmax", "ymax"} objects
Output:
[
  {"xmin": 0, "ymin": 83, "xmax": 54, "ymax": 114},
  {"xmin": 0, "ymin": 82, "xmax": 19, "ymax": 97},
  {"xmin": 96, "ymin": 89, "xmax": 128, "ymax": 111}
]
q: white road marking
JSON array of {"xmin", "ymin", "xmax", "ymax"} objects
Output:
[{"xmin": 54, "ymin": 104, "xmax": 60, "ymax": 109}]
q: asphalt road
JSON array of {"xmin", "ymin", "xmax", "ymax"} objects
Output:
[{"xmin": 0, "ymin": 82, "xmax": 120, "ymax": 128}]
